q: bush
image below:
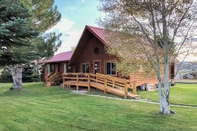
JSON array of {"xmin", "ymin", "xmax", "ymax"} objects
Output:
[
  {"xmin": 171, "ymin": 82, "xmax": 176, "ymax": 86},
  {"xmin": 0, "ymin": 67, "xmax": 13, "ymax": 83}
]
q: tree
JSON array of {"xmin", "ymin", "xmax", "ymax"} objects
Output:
[
  {"xmin": 22, "ymin": 63, "xmax": 40, "ymax": 82},
  {"xmin": 98, "ymin": 0, "xmax": 197, "ymax": 114},
  {"xmin": 21, "ymin": 0, "xmax": 62, "ymax": 59},
  {"xmin": 0, "ymin": 0, "xmax": 39, "ymax": 89},
  {"xmin": 0, "ymin": 0, "xmax": 61, "ymax": 90},
  {"xmin": 0, "ymin": 67, "xmax": 12, "ymax": 83}
]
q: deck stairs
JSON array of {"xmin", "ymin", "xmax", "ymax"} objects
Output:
[{"xmin": 45, "ymin": 72, "xmax": 59, "ymax": 86}]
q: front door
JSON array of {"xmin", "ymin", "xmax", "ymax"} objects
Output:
[{"xmin": 94, "ymin": 61, "xmax": 101, "ymax": 74}]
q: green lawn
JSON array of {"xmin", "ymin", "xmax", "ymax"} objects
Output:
[
  {"xmin": 139, "ymin": 83, "xmax": 197, "ymax": 106},
  {"xmin": 0, "ymin": 82, "xmax": 197, "ymax": 131}
]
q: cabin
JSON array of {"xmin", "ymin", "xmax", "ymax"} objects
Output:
[
  {"xmin": 39, "ymin": 51, "xmax": 73, "ymax": 86},
  {"xmin": 69, "ymin": 25, "xmax": 118, "ymax": 75},
  {"xmin": 40, "ymin": 25, "xmax": 176, "ymax": 95}
]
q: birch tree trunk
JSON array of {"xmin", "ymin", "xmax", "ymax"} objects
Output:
[
  {"xmin": 156, "ymin": 68, "xmax": 164, "ymax": 114},
  {"xmin": 10, "ymin": 65, "xmax": 23, "ymax": 90},
  {"xmin": 161, "ymin": 0, "xmax": 170, "ymax": 115},
  {"xmin": 163, "ymin": 58, "xmax": 170, "ymax": 114}
]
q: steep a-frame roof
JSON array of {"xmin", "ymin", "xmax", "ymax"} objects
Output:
[{"xmin": 69, "ymin": 25, "xmax": 111, "ymax": 65}]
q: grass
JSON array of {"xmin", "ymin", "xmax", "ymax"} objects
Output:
[
  {"xmin": 0, "ymin": 82, "xmax": 197, "ymax": 131},
  {"xmin": 139, "ymin": 83, "xmax": 197, "ymax": 106}
]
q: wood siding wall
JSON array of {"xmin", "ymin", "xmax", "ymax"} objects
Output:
[
  {"xmin": 44, "ymin": 62, "xmax": 70, "ymax": 81},
  {"xmin": 74, "ymin": 36, "xmax": 117, "ymax": 74}
]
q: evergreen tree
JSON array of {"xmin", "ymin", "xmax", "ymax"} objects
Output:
[
  {"xmin": 22, "ymin": 63, "xmax": 40, "ymax": 82},
  {"xmin": 0, "ymin": 67, "xmax": 12, "ymax": 83},
  {"xmin": 0, "ymin": 0, "xmax": 38, "ymax": 65},
  {"xmin": 0, "ymin": 0, "xmax": 39, "ymax": 89},
  {"xmin": 21, "ymin": 0, "xmax": 62, "ymax": 59},
  {"xmin": 0, "ymin": 0, "xmax": 61, "ymax": 90}
]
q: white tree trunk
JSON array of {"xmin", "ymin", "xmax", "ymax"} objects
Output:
[
  {"xmin": 162, "ymin": 59, "xmax": 170, "ymax": 114},
  {"xmin": 160, "ymin": 1, "xmax": 170, "ymax": 115},
  {"xmin": 157, "ymin": 64, "xmax": 170, "ymax": 114},
  {"xmin": 10, "ymin": 65, "xmax": 23, "ymax": 90},
  {"xmin": 157, "ymin": 73, "xmax": 163, "ymax": 113}
]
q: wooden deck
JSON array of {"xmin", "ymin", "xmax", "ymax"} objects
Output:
[
  {"xmin": 62, "ymin": 73, "xmax": 139, "ymax": 99},
  {"xmin": 129, "ymin": 72, "xmax": 158, "ymax": 87}
]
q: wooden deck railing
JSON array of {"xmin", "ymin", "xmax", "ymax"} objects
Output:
[
  {"xmin": 129, "ymin": 72, "xmax": 158, "ymax": 86},
  {"xmin": 45, "ymin": 72, "xmax": 55, "ymax": 82},
  {"xmin": 62, "ymin": 73, "xmax": 138, "ymax": 98},
  {"xmin": 46, "ymin": 72, "xmax": 59, "ymax": 86}
]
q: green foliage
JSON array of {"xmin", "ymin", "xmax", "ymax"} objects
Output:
[
  {"xmin": 0, "ymin": 83, "xmax": 197, "ymax": 130},
  {"xmin": 98, "ymin": 0, "xmax": 197, "ymax": 75},
  {"xmin": 0, "ymin": 0, "xmax": 38, "ymax": 66},
  {"xmin": 22, "ymin": 63, "xmax": 40, "ymax": 82},
  {"xmin": 0, "ymin": 67, "xmax": 12, "ymax": 82},
  {"xmin": 0, "ymin": 63, "xmax": 40, "ymax": 83},
  {"xmin": 0, "ymin": 0, "xmax": 62, "ymax": 66},
  {"xmin": 21, "ymin": 0, "xmax": 62, "ymax": 59}
]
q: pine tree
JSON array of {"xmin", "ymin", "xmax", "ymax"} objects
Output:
[
  {"xmin": 22, "ymin": 63, "xmax": 40, "ymax": 82},
  {"xmin": 0, "ymin": 0, "xmax": 38, "ymax": 65},
  {"xmin": 0, "ymin": 0, "xmax": 39, "ymax": 89},
  {"xmin": 0, "ymin": 0, "xmax": 61, "ymax": 90}
]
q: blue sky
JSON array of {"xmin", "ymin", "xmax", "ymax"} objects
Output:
[{"xmin": 49, "ymin": 0, "xmax": 105, "ymax": 54}]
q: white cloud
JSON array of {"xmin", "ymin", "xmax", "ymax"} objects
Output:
[
  {"xmin": 47, "ymin": 18, "xmax": 75, "ymax": 33},
  {"xmin": 55, "ymin": 29, "xmax": 84, "ymax": 54},
  {"xmin": 45, "ymin": 17, "xmax": 79, "ymax": 54},
  {"xmin": 82, "ymin": 0, "xmax": 85, "ymax": 2}
]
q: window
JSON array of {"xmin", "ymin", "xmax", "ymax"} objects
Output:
[
  {"xmin": 106, "ymin": 62, "xmax": 116, "ymax": 75},
  {"xmin": 82, "ymin": 63, "xmax": 89, "ymax": 73},
  {"xmin": 94, "ymin": 47, "xmax": 100, "ymax": 54},
  {"xmin": 58, "ymin": 64, "xmax": 61, "ymax": 72},
  {"xmin": 51, "ymin": 64, "xmax": 55, "ymax": 72},
  {"xmin": 68, "ymin": 66, "xmax": 72, "ymax": 73}
]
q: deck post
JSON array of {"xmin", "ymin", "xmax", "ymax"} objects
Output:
[
  {"xmin": 124, "ymin": 82, "xmax": 128, "ymax": 99},
  {"xmin": 112, "ymin": 79, "xmax": 115, "ymax": 88},
  {"xmin": 76, "ymin": 74, "xmax": 79, "ymax": 90},
  {"xmin": 62, "ymin": 73, "xmax": 64, "ymax": 89},
  {"xmin": 104, "ymin": 78, "xmax": 107, "ymax": 94},
  {"xmin": 88, "ymin": 74, "xmax": 90, "ymax": 92},
  {"xmin": 133, "ymin": 81, "xmax": 137, "ymax": 95}
]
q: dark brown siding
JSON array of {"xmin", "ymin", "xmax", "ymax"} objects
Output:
[{"xmin": 74, "ymin": 35, "xmax": 117, "ymax": 74}]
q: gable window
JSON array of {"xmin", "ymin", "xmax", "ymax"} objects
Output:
[
  {"xmin": 82, "ymin": 63, "xmax": 89, "ymax": 73},
  {"xmin": 106, "ymin": 62, "xmax": 116, "ymax": 75}
]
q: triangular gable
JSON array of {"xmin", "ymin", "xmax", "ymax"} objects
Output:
[{"xmin": 69, "ymin": 25, "xmax": 110, "ymax": 65}]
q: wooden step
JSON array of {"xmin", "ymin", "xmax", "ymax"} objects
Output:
[{"xmin": 46, "ymin": 82, "xmax": 51, "ymax": 86}]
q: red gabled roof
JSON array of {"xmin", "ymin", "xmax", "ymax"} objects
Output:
[
  {"xmin": 39, "ymin": 51, "xmax": 73, "ymax": 63},
  {"xmin": 86, "ymin": 25, "xmax": 109, "ymax": 45}
]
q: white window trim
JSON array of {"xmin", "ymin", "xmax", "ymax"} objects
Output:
[
  {"xmin": 47, "ymin": 64, "xmax": 50, "ymax": 75},
  {"xmin": 64, "ymin": 63, "xmax": 67, "ymax": 73}
]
